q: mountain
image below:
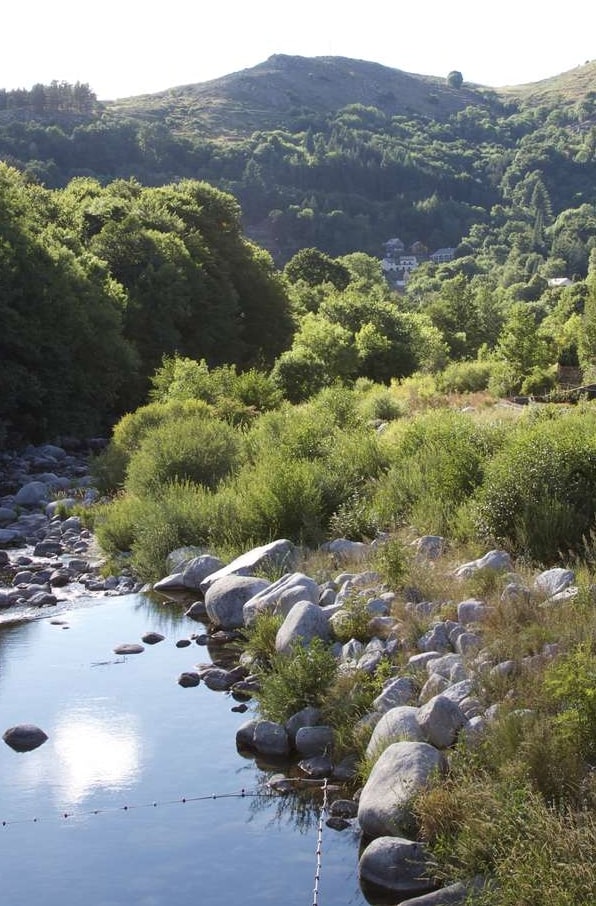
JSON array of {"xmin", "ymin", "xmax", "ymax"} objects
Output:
[
  {"xmin": 106, "ymin": 54, "xmax": 496, "ymax": 140},
  {"xmin": 0, "ymin": 55, "xmax": 594, "ymax": 265}
]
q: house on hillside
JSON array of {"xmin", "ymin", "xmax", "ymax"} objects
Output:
[
  {"xmin": 381, "ymin": 237, "xmax": 457, "ymax": 288},
  {"xmin": 430, "ymin": 247, "xmax": 456, "ymax": 264}
]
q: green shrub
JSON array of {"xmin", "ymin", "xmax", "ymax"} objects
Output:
[
  {"xmin": 129, "ymin": 480, "xmax": 223, "ymax": 581},
  {"xmin": 437, "ymin": 359, "xmax": 492, "ymax": 393},
  {"xmin": 231, "ymin": 453, "xmax": 326, "ymax": 547},
  {"xmin": 255, "ymin": 638, "xmax": 338, "ymax": 723},
  {"xmin": 472, "ymin": 410, "xmax": 596, "ymax": 561},
  {"xmin": 125, "ymin": 413, "xmax": 242, "ymax": 497},
  {"xmin": 93, "ymin": 493, "xmax": 147, "ymax": 555},
  {"xmin": 92, "ymin": 398, "xmax": 213, "ymax": 490},
  {"xmin": 371, "ymin": 409, "xmax": 499, "ymax": 536},
  {"xmin": 242, "ymin": 612, "xmax": 285, "ymax": 669},
  {"xmin": 544, "ymin": 643, "xmax": 596, "ymax": 764}
]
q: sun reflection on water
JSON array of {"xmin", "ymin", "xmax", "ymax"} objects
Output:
[{"xmin": 17, "ymin": 707, "xmax": 142, "ymax": 805}]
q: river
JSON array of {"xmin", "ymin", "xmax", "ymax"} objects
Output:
[{"xmin": 0, "ymin": 592, "xmax": 373, "ymax": 906}]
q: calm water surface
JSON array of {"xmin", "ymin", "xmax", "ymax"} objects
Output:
[{"xmin": 0, "ymin": 595, "xmax": 369, "ymax": 906}]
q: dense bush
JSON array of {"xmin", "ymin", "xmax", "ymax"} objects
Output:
[
  {"xmin": 371, "ymin": 409, "xmax": 500, "ymax": 536},
  {"xmin": 125, "ymin": 413, "xmax": 243, "ymax": 497},
  {"xmin": 472, "ymin": 407, "xmax": 596, "ymax": 561},
  {"xmin": 92, "ymin": 398, "xmax": 213, "ymax": 491}
]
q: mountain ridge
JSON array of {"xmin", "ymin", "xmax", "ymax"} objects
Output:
[{"xmin": 105, "ymin": 54, "xmax": 596, "ymax": 139}]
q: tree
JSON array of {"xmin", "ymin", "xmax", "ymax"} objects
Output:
[
  {"xmin": 447, "ymin": 71, "xmax": 464, "ymax": 89},
  {"xmin": 284, "ymin": 248, "xmax": 351, "ymax": 290}
]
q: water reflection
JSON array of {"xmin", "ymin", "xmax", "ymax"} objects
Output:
[
  {"xmin": 53, "ymin": 709, "xmax": 141, "ymax": 803},
  {"xmin": 0, "ymin": 595, "xmax": 370, "ymax": 906}
]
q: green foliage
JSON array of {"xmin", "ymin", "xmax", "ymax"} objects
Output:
[
  {"xmin": 242, "ymin": 612, "xmax": 285, "ymax": 669},
  {"xmin": 372, "ymin": 536, "xmax": 409, "ymax": 589},
  {"xmin": 437, "ymin": 359, "xmax": 492, "ymax": 393},
  {"xmin": 125, "ymin": 413, "xmax": 242, "ymax": 497},
  {"xmin": 255, "ymin": 638, "xmax": 338, "ymax": 724},
  {"xmin": 544, "ymin": 643, "xmax": 596, "ymax": 763},
  {"xmin": 92, "ymin": 398, "xmax": 213, "ymax": 491},
  {"xmin": 372, "ymin": 409, "xmax": 498, "ymax": 536},
  {"xmin": 230, "ymin": 452, "xmax": 326, "ymax": 547},
  {"xmin": 284, "ymin": 247, "xmax": 351, "ymax": 289},
  {"xmin": 472, "ymin": 408, "xmax": 596, "ymax": 560}
]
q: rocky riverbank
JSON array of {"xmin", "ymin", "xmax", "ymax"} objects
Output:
[
  {"xmin": 150, "ymin": 538, "xmax": 583, "ymax": 905},
  {"xmin": 1, "ymin": 444, "xmax": 589, "ymax": 904},
  {"xmin": 0, "ymin": 441, "xmax": 142, "ymax": 618}
]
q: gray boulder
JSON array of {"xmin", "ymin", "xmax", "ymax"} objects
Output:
[
  {"xmin": 321, "ymin": 538, "xmax": 370, "ymax": 561},
  {"xmin": 285, "ymin": 706, "xmax": 322, "ymax": 746},
  {"xmin": 373, "ymin": 676, "xmax": 418, "ymax": 713},
  {"xmin": 534, "ymin": 567, "xmax": 575, "ymax": 598},
  {"xmin": 366, "ymin": 706, "xmax": 424, "ymax": 758},
  {"xmin": 417, "ymin": 695, "xmax": 467, "ymax": 749},
  {"xmin": 358, "ymin": 741, "xmax": 446, "ymax": 838},
  {"xmin": 14, "ymin": 481, "xmax": 48, "ymax": 507},
  {"xmin": 199, "ymin": 539, "xmax": 297, "ymax": 593},
  {"xmin": 275, "ymin": 601, "xmax": 331, "ymax": 654},
  {"xmin": 454, "ymin": 549, "xmax": 512, "ymax": 579},
  {"xmin": 294, "ymin": 725, "xmax": 334, "ymax": 757},
  {"xmin": 253, "ymin": 720, "xmax": 290, "ymax": 758},
  {"xmin": 398, "ymin": 878, "xmax": 485, "ymax": 905},
  {"xmin": 457, "ymin": 599, "xmax": 491, "ymax": 624},
  {"xmin": 181, "ymin": 555, "xmax": 225, "ymax": 589},
  {"xmin": 243, "ymin": 572, "xmax": 320, "ymax": 626},
  {"xmin": 205, "ymin": 575, "xmax": 270, "ymax": 630},
  {"xmin": 358, "ymin": 836, "xmax": 436, "ymax": 897}
]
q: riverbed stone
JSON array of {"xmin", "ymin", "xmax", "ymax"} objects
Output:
[
  {"xmin": 113, "ymin": 643, "xmax": 145, "ymax": 655},
  {"xmin": 141, "ymin": 631, "xmax": 165, "ymax": 645},
  {"xmin": 417, "ymin": 694, "xmax": 467, "ymax": 749},
  {"xmin": 275, "ymin": 601, "xmax": 331, "ymax": 654},
  {"xmin": 177, "ymin": 672, "xmax": 201, "ymax": 687},
  {"xmin": 253, "ymin": 720, "xmax": 290, "ymax": 758},
  {"xmin": 358, "ymin": 741, "xmax": 446, "ymax": 838},
  {"xmin": 243, "ymin": 572, "xmax": 320, "ymax": 625},
  {"xmin": 14, "ymin": 481, "xmax": 48, "ymax": 507},
  {"xmin": 358, "ymin": 836, "xmax": 437, "ymax": 898},
  {"xmin": 285, "ymin": 706, "xmax": 322, "ymax": 746},
  {"xmin": 454, "ymin": 549, "xmax": 512, "ymax": 579},
  {"xmin": 199, "ymin": 539, "xmax": 297, "ymax": 593},
  {"xmin": 373, "ymin": 675, "xmax": 419, "ymax": 713},
  {"xmin": 534, "ymin": 567, "xmax": 575, "ymax": 598},
  {"xmin": 366, "ymin": 706, "xmax": 424, "ymax": 758},
  {"xmin": 3, "ymin": 724, "xmax": 49, "ymax": 752},
  {"xmin": 294, "ymin": 725, "xmax": 334, "ymax": 757},
  {"xmin": 398, "ymin": 878, "xmax": 484, "ymax": 905},
  {"xmin": 205, "ymin": 575, "xmax": 270, "ymax": 630}
]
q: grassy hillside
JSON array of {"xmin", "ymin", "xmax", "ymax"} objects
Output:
[{"xmin": 106, "ymin": 54, "xmax": 498, "ymax": 140}]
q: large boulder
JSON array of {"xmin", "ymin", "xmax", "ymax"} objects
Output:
[
  {"xmin": 275, "ymin": 601, "xmax": 331, "ymax": 654},
  {"xmin": 534, "ymin": 567, "xmax": 575, "ymax": 598},
  {"xmin": 243, "ymin": 572, "xmax": 320, "ymax": 626},
  {"xmin": 200, "ymin": 539, "xmax": 297, "ymax": 594},
  {"xmin": 416, "ymin": 695, "xmax": 467, "ymax": 749},
  {"xmin": 373, "ymin": 676, "xmax": 418, "ymax": 713},
  {"xmin": 359, "ymin": 836, "xmax": 437, "ymax": 898},
  {"xmin": 366, "ymin": 706, "xmax": 424, "ymax": 759},
  {"xmin": 252, "ymin": 720, "xmax": 290, "ymax": 758},
  {"xmin": 205, "ymin": 575, "xmax": 270, "ymax": 630},
  {"xmin": 358, "ymin": 741, "xmax": 446, "ymax": 838},
  {"xmin": 14, "ymin": 481, "xmax": 48, "ymax": 507},
  {"xmin": 454, "ymin": 549, "xmax": 512, "ymax": 580}
]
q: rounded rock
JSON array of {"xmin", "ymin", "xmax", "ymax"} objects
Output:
[{"xmin": 3, "ymin": 724, "xmax": 49, "ymax": 752}]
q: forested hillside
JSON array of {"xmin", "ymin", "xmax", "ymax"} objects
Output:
[{"xmin": 1, "ymin": 55, "xmax": 596, "ymax": 445}]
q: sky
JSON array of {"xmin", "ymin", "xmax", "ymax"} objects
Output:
[{"xmin": 3, "ymin": 1, "xmax": 595, "ymax": 101}]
